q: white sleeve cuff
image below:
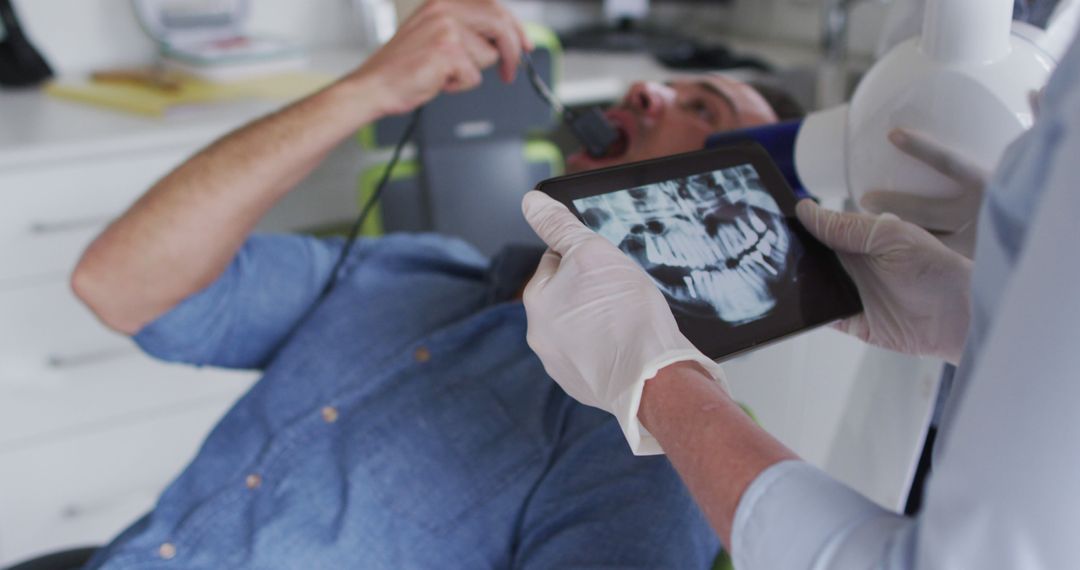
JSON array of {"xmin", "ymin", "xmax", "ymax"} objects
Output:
[
  {"xmin": 620, "ymin": 350, "xmax": 729, "ymax": 456},
  {"xmin": 732, "ymin": 460, "xmax": 910, "ymax": 570}
]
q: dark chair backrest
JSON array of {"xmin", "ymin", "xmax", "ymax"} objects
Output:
[{"xmin": 5, "ymin": 547, "xmax": 97, "ymax": 570}]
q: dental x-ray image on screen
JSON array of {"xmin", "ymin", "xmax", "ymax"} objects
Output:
[{"xmin": 573, "ymin": 163, "xmax": 802, "ymax": 326}]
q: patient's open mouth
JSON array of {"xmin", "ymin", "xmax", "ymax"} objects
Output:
[
  {"xmin": 603, "ymin": 126, "xmax": 630, "ymax": 159},
  {"xmin": 568, "ymin": 109, "xmax": 635, "ymax": 167}
]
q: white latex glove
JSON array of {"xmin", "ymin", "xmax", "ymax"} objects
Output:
[
  {"xmin": 521, "ymin": 191, "xmax": 729, "ymax": 456},
  {"xmin": 860, "ymin": 129, "xmax": 989, "ymax": 259},
  {"xmin": 796, "ymin": 199, "xmax": 973, "ymax": 364}
]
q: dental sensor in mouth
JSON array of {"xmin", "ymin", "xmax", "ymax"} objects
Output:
[{"xmin": 522, "ymin": 51, "xmax": 621, "ymax": 159}]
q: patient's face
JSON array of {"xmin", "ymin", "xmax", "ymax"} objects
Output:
[{"xmin": 566, "ymin": 75, "xmax": 778, "ymax": 174}]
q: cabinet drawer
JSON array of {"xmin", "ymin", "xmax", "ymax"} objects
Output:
[
  {"xmin": 1, "ymin": 279, "xmax": 140, "ymax": 381},
  {"xmin": 0, "ymin": 280, "xmax": 256, "ymax": 448},
  {"xmin": 0, "ymin": 402, "xmax": 235, "ymax": 567},
  {"xmin": 0, "ymin": 150, "xmax": 190, "ymax": 286},
  {"xmin": 0, "ymin": 356, "xmax": 254, "ymax": 449}
]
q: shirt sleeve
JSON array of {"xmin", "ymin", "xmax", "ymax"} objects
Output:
[
  {"xmin": 132, "ymin": 233, "xmax": 345, "ymax": 370},
  {"xmin": 732, "ymin": 461, "xmax": 913, "ymax": 569}
]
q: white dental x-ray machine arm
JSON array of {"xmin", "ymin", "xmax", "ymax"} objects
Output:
[{"xmin": 796, "ymin": 0, "xmax": 1074, "ymax": 215}]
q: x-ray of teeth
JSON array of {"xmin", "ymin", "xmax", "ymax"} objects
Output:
[{"xmin": 575, "ymin": 164, "xmax": 798, "ymax": 325}]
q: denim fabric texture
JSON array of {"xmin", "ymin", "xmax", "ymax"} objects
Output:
[{"xmin": 85, "ymin": 233, "xmax": 718, "ymax": 569}]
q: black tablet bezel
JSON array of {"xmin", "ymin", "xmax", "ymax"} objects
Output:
[{"xmin": 534, "ymin": 142, "xmax": 863, "ymax": 362}]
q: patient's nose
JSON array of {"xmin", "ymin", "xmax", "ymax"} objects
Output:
[{"xmin": 625, "ymin": 81, "xmax": 671, "ymax": 119}]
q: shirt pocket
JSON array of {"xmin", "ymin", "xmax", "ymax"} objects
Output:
[{"xmin": 343, "ymin": 370, "xmax": 544, "ymax": 535}]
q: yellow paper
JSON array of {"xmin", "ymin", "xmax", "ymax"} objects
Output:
[{"xmin": 45, "ymin": 72, "xmax": 335, "ymax": 117}]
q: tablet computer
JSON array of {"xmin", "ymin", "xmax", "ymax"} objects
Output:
[{"xmin": 534, "ymin": 142, "xmax": 863, "ymax": 362}]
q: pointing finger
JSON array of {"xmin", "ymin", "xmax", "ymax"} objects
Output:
[{"xmin": 522, "ymin": 191, "xmax": 600, "ymax": 255}]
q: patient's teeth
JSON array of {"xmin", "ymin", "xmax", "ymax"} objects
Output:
[
  {"xmin": 737, "ymin": 218, "xmax": 756, "ymax": 243},
  {"xmin": 749, "ymin": 211, "xmax": 767, "ymax": 233},
  {"xmin": 751, "ymin": 251, "xmax": 777, "ymax": 276},
  {"xmin": 684, "ymin": 275, "xmax": 698, "ymax": 299},
  {"xmin": 644, "ymin": 239, "xmax": 659, "ymax": 265},
  {"xmin": 708, "ymin": 271, "xmax": 723, "ymax": 306},
  {"xmin": 707, "ymin": 235, "xmax": 726, "ymax": 264},
  {"xmin": 653, "ymin": 237, "xmax": 672, "ymax": 264},
  {"xmin": 719, "ymin": 227, "xmax": 740, "ymax": 256},
  {"xmin": 682, "ymin": 237, "xmax": 697, "ymax": 264},
  {"xmin": 575, "ymin": 180, "xmax": 791, "ymax": 325}
]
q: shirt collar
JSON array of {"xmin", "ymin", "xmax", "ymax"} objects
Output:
[{"xmin": 486, "ymin": 244, "xmax": 546, "ymax": 304}]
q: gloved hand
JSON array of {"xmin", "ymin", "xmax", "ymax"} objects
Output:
[
  {"xmin": 521, "ymin": 191, "xmax": 729, "ymax": 455},
  {"xmin": 796, "ymin": 199, "xmax": 973, "ymax": 364},
  {"xmin": 860, "ymin": 128, "xmax": 990, "ymax": 258}
]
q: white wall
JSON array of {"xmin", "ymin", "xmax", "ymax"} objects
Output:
[
  {"xmin": 12, "ymin": 0, "xmax": 890, "ymax": 75},
  {"xmin": 509, "ymin": 0, "xmax": 890, "ymax": 57},
  {"xmin": 13, "ymin": 0, "xmax": 362, "ymax": 75}
]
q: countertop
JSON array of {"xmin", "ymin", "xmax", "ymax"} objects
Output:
[{"xmin": 0, "ymin": 35, "xmax": 826, "ymax": 170}]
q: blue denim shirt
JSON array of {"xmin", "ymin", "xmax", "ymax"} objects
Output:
[{"xmin": 86, "ymin": 233, "xmax": 717, "ymax": 569}]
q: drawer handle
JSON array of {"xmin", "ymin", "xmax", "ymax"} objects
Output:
[
  {"xmin": 61, "ymin": 485, "xmax": 158, "ymax": 520},
  {"xmin": 47, "ymin": 346, "xmax": 136, "ymax": 369},
  {"xmin": 29, "ymin": 215, "xmax": 114, "ymax": 235}
]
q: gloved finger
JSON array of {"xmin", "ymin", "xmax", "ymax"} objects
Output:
[
  {"xmin": 796, "ymin": 199, "xmax": 884, "ymax": 255},
  {"xmin": 888, "ymin": 129, "xmax": 986, "ymax": 188},
  {"xmin": 860, "ymin": 188, "xmax": 981, "ymax": 234},
  {"xmin": 832, "ymin": 313, "xmax": 871, "ymax": 345},
  {"xmin": 522, "ymin": 191, "xmax": 601, "ymax": 255},
  {"xmin": 523, "ymin": 249, "xmax": 561, "ymax": 303}
]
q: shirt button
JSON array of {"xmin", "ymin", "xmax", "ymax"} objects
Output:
[
  {"xmin": 321, "ymin": 406, "xmax": 339, "ymax": 423},
  {"xmin": 158, "ymin": 542, "xmax": 176, "ymax": 560},
  {"xmin": 414, "ymin": 346, "xmax": 431, "ymax": 363},
  {"xmin": 245, "ymin": 474, "xmax": 262, "ymax": 489}
]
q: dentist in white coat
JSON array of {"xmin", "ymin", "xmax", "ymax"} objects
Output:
[{"xmin": 520, "ymin": 28, "xmax": 1080, "ymax": 570}]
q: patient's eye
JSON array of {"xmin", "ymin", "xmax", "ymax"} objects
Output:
[{"xmin": 682, "ymin": 98, "xmax": 716, "ymax": 125}]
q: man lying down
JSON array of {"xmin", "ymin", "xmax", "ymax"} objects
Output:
[{"xmin": 72, "ymin": 1, "xmax": 798, "ymax": 567}]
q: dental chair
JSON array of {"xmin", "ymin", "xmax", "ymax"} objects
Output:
[
  {"xmin": 354, "ymin": 24, "xmax": 564, "ymax": 254},
  {"xmin": 4, "ymin": 547, "xmax": 95, "ymax": 570}
]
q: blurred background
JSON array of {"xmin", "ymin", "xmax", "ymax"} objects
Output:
[{"xmin": 0, "ymin": 0, "xmax": 935, "ymax": 566}]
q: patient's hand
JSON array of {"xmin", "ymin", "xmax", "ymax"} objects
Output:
[{"xmin": 348, "ymin": 0, "xmax": 532, "ymax": 117}]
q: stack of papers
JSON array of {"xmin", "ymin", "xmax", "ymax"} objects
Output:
[
  {"xmin": 162, "ymin": 36, "xmax": 309, "ymax": 81},
  {"xmin": 45, "ymin": 71, "xmax": 333, "ymax": 117}
]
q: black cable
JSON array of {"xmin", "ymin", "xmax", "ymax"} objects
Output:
[
  {"xmin": 269, "ymin": 106, "xmax": 423, "ymax": 357},
  {"xmin": 522, "ymin": 50, "xmax": 620, "ymax": 159},
  {"xmin": 317, "ymin": 106, "xmax": 423, "ymax": 301}
]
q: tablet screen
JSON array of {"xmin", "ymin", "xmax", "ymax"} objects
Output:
[
  {"xmin": 536, "ymin": 143, "xmax": 861, "ymax": 361},
  {"xmin": 572, "ymin": 163, "xmax": 796, "ymax": 327}
]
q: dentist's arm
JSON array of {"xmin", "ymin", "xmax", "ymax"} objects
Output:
[
  {"xmin": 73, "ymin": 0, "xmax": 528, "ymax": 334},
  {"xmin": 521, "ymin": 190, "xmax": 974, "ymax": 550}
]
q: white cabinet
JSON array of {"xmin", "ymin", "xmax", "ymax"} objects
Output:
[
  {"xmin": 0, "ymin": 150, "xmax": 189, "ymax": 286},
  {"xmin": 0, "ymin": 400, "xmax": 246, "ymax": 565},
  {"xmin": 0, "ymin": 142, "xmax": 261, "ymax": 566},
  {"xmin": 0, "ymin": 50, "xmax": 378, "ymax": 564}
]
